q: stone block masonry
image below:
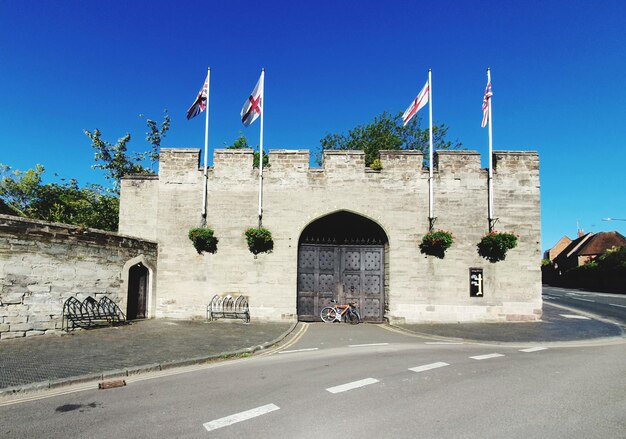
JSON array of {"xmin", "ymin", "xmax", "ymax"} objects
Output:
[
  {"xmin": 0, "ymin": 215, "xmax": 157, "ymax": 340},
  {"xmin": 119, "ymin": 147, "xmax": 541, "ymax": 323}
]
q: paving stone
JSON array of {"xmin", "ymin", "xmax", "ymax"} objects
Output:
[
  {"xmin": 396, "ymin": 304, "xmax": 623, "ymax": 342},
  {"xmin": 0, "ymin": 319, "xmax": 293, "ymax": 390}
]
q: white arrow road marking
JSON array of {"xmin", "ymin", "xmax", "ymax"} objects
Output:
[
  {"xmin": 409, "ymin": 362, "xmax": 450, "ymax": 373},
  {"xmin": 470, "ymin": 353, "xmax": 505, "ymax": 360},
  {"xmin": 326, "ymin": 378, "xmax": 379, "ymax": 394},
  {"xmin": 203, "ymin": 404, "xmax": 280, "ymax": 432},
  {"xmin": 519, "ymin": 347, "xmax": 548, "ymax": 353},
  {"xmin": 560, "ymin": 314, "xmax": 591, "ymax": 320}
]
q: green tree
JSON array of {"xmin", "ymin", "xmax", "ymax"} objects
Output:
[
  {"xmin": 142, "ymin": 110, "xmax": 171, "ymax": 171},
  {"xmin": 226, "ymin": 134, "xmax": 269, "ymax": 169},
  {"xmin": 0, "ymin": 111, "xmax": 170, "ymax": 232},
  {"xmin": 0, "ymin": 164, "xmax": 44, "ymax": 216},
  {"xmin": 0, "ymin": 164, "xmax": 119, "ymax": 231},
  {"xmin": 84, "ymin": 110, "xmax": 170, "ymax": 193},
  {"xmin": 597, "ymin": 246, "xmax": 626, "ymax": 272},
  {"xmin": 319, "ymin": 111, "xmax": 462, "ymax": 166},
  {"xmin": 227, "ymin": 134, "xmax": 250, "ymax": 150}
]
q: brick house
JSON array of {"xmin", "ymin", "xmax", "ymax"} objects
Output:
[{"xmin": 547, "ymin": 231, "xmax": 626, "ymax": 273}]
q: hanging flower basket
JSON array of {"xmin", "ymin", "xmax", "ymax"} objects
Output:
[
  {"xmin": 477, "ymin": 231, "xmax": 518, "ymax": 263},
  {"xmin": 188, "ymin": 228, "xmax": 219, "ymax": 254},
  {"xmin": 245, "ymin": 227, "xmax": 274, "ymax": 255},
  {"xmin": 419, "ymin": 230, "xmax": 454, "ymax": 259}
]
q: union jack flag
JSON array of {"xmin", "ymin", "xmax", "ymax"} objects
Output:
[
  {"xmin": 187, "ymin": 74, "xmax": 209, "ymax": 120},
  {"xmin": 481, "ymin": 81, "xmax": 492, "ymax": 128}
]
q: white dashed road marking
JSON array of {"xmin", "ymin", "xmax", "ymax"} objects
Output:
[
  {"xmin": 571, "ymin": 297, "xmax": 594, "ymax": 302},
  {"xmin": 326, "ymin": 378, "xmax": 379, "ymax": 394},
  {"xmin": 560, "ymin": 314, "xmax": 591, "ymax": 320},
  {"xmin": 277, "ymin": 348, "xmax": 319, "ymax": 354},
  {"xmin": 348, "ymin": 343, "xmax": 389, "ymax": 348},
  {"xmin": 609, "ymin": 303, "xmax": 626, "ymax": 308},
  {"xmin": 203, "ymin": 404, "xmax": 280, "ymax": 432},
  {"xmin": 409, "ymin": 362, "xmax": 450, "ymax": 373},
  {"xmin": 470, "ymin": 353, "xmax": 505, "ymax": 360},
  {"xmin": 519, "ymin": 347, "xmax": 548, "ymax": 353},
  {"xmin": 425, "ymin": 342, "xmax": 463, "ymax": 345}
]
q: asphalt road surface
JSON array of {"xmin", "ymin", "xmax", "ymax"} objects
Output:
[
  {"xmin": 1, "ymin": 321, "xmax": 625, "ymax": 438},
  {"xmin": 543, "ymin": 285, "xmax": 626, "ymax": 325}
]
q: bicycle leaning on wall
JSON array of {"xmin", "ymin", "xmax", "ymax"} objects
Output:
[{"xmin": 320, "ymin": 299, "xmax": 361, "ymax": 324}]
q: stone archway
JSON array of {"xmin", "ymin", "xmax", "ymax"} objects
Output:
[
  {"xmin": 297, "ymin": 211, "xmax": 388, "ymax": 322},
  {"xmin": 127, "ymin": 263, "xmax": 149, "ymax": 319},
  {"xmin": 122, "ymin": 255, "xmax": 155, "ymax": 320}
]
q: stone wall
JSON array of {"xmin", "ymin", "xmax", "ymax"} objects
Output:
[
  {"xmin": 119, "ymin": 147, "xmax": 541, "ymax": 323},
  {"xmin": 0, "ymin": 215, "xmax": 157, "ymax": 340}
]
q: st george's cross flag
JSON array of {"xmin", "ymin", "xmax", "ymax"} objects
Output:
[
  {"xmin": 241, "ymin": 74, "xmax": 263, "ymax": 126},
  {"xmin": 186, "ymin": 73, "xmax": 209, "ymax": 120},
  {"xmin": 481, "ymin": 80, "xmax": 492, "ymax": 128},
  {"xmin": 402, "ymin": 81, "xmax": 429, "ymax": 126}
]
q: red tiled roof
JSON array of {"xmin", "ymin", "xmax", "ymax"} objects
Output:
[{"xmin": 577, "ymin": 231, "xmax": 626, "ymax": 256}]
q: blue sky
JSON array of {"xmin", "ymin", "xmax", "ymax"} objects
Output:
[{"xmin": 1, "ymin": 0, "xmax": 625, "ymax": 250}]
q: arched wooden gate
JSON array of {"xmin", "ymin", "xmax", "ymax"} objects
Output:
[{"xmin": 297, "ymin": 212, "xmax": 387, "ymax": 322}]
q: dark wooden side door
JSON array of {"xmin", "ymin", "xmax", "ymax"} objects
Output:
[
  {"xmin": 297, "ymin": 245, "xmax": 338, "ymax": 321},
  {"xmin": 341, "ymin": 246, "xmax": 384, "ymax": 322},
  {"xmin": 297, "ymin": 244, "xmax": 384, "ymax": 322},
  {"xmin": 127, "ymin": 264, "xmax": 148, "ymax": 319}
]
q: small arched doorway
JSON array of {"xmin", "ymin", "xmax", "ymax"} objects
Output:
[
  {"xmin": 127, "ymin": 263, "xmax": 149, "ymax": 319},
  {"xmin": 297, "ymin": 211, "xmax": 388, "ymax": 322}
]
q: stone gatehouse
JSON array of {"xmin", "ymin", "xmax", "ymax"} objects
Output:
[{"xmin": 118, "ymin": 147, "xmax": 541, "ymax": 324}]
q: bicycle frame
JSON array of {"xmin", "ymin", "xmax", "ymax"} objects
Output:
[
  {"xmin": 320, "ymin": 300, "xmax": 361, "ymax": 324},
  {"xmin": 329, "ymin": 304, "xmax": 351, "ymax": 322}
]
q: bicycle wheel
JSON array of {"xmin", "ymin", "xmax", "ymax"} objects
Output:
[
  {"xmin": 347, "ymin": 309, "xmax": 361, "ymax": 325},
  {"xmin": 320, "ymin": 306, "xmax": 337, "ymax": 323}
]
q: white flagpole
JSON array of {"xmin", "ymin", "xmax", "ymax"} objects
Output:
[
  {"xmin": 428, "ymin": 68, "xmax": 434, "ymax": 230},
  {"xmin": 201, "ymin": 67, "xmax": 211, "ymax": 225},
  {"xmin": 487, "ymin": 67, "xmax": 494, "ymax": 231},
  {"xmin": 257, "ymin": 68, "xmax": 265, "ymax": 228}
]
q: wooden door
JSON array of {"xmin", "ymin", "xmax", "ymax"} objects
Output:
[
  {"xmin": 127, "ymin": 264, "xmax": 148, "ymax": 319},
  {"xmin": 297, "ymin": 244, "xmax": 384, "ymax": 322}
]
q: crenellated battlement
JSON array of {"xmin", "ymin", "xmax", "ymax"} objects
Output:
[
  {"xmin": 321, "ymin": 150, "xmax": 366, "ymax": 172},
  {"xmin": 494, "ymin": 151, "xmax": 539, "ymax": 174},
  {"xmin": 156, "ymin": 148, "xmax": 539, "ymax": 179},
  {"xmin": 380, "ymin": 150, "xmax": 423, "ymax": 170},
  {"xmin": 268, "ymin": 150, "xmax": 310, "ymax": 170},
  {"xmin": 435, "ymin": 150, "xmax": 482, "ymax": 174},
  {"xmin": 213, "ymin": 148, "xmax": 254, "ymax": 168},
  {"xmin": 159, "ymin": 148, "xmax": 202, "ymax": 183}
]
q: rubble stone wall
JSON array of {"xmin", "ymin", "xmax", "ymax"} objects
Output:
[{"xmin": 0, "ymin": 215, "xmax": 157, "ymax": 340}]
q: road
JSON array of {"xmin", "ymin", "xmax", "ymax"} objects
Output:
[
  {"xmin": 1, "ymin": 316, "xmax": 625, "ymax": 439},
  {"xmin": 543, "ymin": 285, "xmax": 626, "ymax": 325}
]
